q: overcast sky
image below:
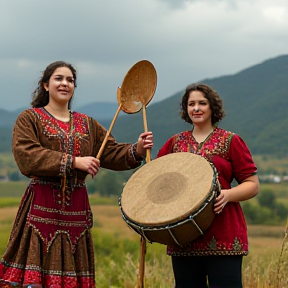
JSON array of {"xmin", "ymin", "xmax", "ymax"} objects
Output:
[{"xmin": 1, "ymin": 0, "xmax": 287, "ymax": 111}]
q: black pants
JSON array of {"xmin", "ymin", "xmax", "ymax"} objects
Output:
[{"xmin": 171, "ymin": 255, "xmax": 243, "ymax": 288}]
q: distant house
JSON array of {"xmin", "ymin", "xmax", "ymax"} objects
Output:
[
  {"xmin": 0, "ymin": 175, "xmax": 9, "ymax": 182},
  {"xmin": 259, "ymin": 174, "xmax": 282, "ymax": 183}
]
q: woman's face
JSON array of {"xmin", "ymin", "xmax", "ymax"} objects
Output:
[
  {"xmin": 187, "ymin": 90, "xmax": 212, "ymax": 125},
  {"xmin": 44, "ymin": 66, "xmax": 75, "ymax": 107}
]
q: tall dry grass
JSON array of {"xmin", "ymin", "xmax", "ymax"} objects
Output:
[
  {"xmin": 275, "ymin": 220, "xmax": 288, "ymax": 288},
  {"xmin": 92, "ymin": 206, "xmax": 288, "ymax": 288},
  {"xmin": 0, "ymin": 205, "xmax": 287, "ymax": 287}
]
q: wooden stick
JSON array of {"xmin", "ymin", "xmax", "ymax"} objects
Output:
[
  {"xmin": 96, "ymin": 104, "xmax": 122, "ymax": 159},
  {"xmin": 136, "ymin": 237, "xmax": 147, "ymax": 288},
  {"xmin": 142, "ymin": 105, "xmax": 151, "ymax": 163},
  {"xmin": 135, "ymin": 105, "xmax": 150, "ymax": 288}
]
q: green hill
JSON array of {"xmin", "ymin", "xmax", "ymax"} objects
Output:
[
  {"xmin": 0, "ymin": 54, "xmax": 287, "ymax": 157},
  {"xmin": 104, "ymin": 54, "xmax": 288, "ymax": 157}
]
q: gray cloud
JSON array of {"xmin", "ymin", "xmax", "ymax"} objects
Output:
[{"xmin": 0, "ymin": 0, "xmax": 287, "ymax": 110}]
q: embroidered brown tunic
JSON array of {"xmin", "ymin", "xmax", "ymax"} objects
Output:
[
  {"xmin": 0, "ymin": 108, "xmax": 142, "ymax": 288},
  {"xmin": 156, "ymin": 127, "xmax": 257, "ymax": 257}
]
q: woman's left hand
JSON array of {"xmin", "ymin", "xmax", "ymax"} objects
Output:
[
  {"xmin": 136, "ymin": 131, "xmax": 154, "ymax": 158},
  {"xmin": 214, "ymin": 189, "xmax": 229, "ymax": 214}
]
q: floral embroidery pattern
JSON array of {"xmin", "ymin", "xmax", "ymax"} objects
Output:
[
  {"xmin": 233, "ymin": 237, "xmax": 243, "ymax": 251},
  {"xmin": 0, "ymin": 263, "xmax": 95, "ymax": 288},
  {"xmin": 208, "ymin": 236, "xmax": 218, "ymax": 251},
  {"xmin": 172, "ymin": 129, "xmax": 234, "ymax": 161},
  {"xmin": 31, "ymin": 108, "xmax": 90, "ymax": 158}
]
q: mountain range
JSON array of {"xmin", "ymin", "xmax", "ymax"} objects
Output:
[{"xmin": 1, "ymin": 54, "xmax": 288, "ymax": 157}]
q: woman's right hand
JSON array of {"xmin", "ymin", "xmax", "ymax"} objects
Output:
[{"xmin": 74, "ymin": 156, "xmax": 100, "ymax": 178}]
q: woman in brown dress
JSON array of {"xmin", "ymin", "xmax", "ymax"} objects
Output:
[{"xmin": 0, "ymin": 61, "xmax": 153, "ymax": 288}]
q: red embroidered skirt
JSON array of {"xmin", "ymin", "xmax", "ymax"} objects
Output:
[{"xmin": 0, "ymin": 181, "xmax": 96, "ymax": 288}]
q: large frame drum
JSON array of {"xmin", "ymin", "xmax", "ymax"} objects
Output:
[{"xmin": 119, "ymin": 152, "xmax": 220, "ymax": 246}]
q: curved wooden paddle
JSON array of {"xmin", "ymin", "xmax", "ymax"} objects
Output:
[{"xmin": 96, "ymin": 60, "xmax": 156, "ymax": 161}]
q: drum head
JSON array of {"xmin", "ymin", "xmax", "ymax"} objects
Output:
[{"xmin": 121, "ymin": 153, "xmax": 216, "ymax": 226}]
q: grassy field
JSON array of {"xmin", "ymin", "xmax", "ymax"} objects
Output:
[
  {"xmin": 0, "ymin": 179, "xmax": 288, "ymax": 287},
  {"xmin": 0, "ymin": 203, "xmax": 287, "ymax": 287},
  {"xmin": 1, "ymin": 154, "xmax": 287, "ymax": 286},
  {"xmin": 0, "ymin": 180, "xmax": 29, "ymax": 198}
]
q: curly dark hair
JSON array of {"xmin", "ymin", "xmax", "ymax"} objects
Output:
[
  {"xmin": 180, "ymin": 83, "xmax": 225, "ymax": 125},
  {"xmin": 31, "ymin": 61, "xmax": 77, "ymax": 109}
]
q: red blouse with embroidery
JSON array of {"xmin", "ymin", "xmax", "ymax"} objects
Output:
[{"xmin": 156, "ymin": 127, "xmax": 257, "ymax": 256}]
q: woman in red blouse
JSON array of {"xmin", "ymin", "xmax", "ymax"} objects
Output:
[{"xmin": 157, "ymin": 84, "xmax": 259, "ymax": 288}]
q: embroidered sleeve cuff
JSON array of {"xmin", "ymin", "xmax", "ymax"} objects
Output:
[{"xmin": 131, "ymin": 143, "xmax": 145, "ymax": 162}]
